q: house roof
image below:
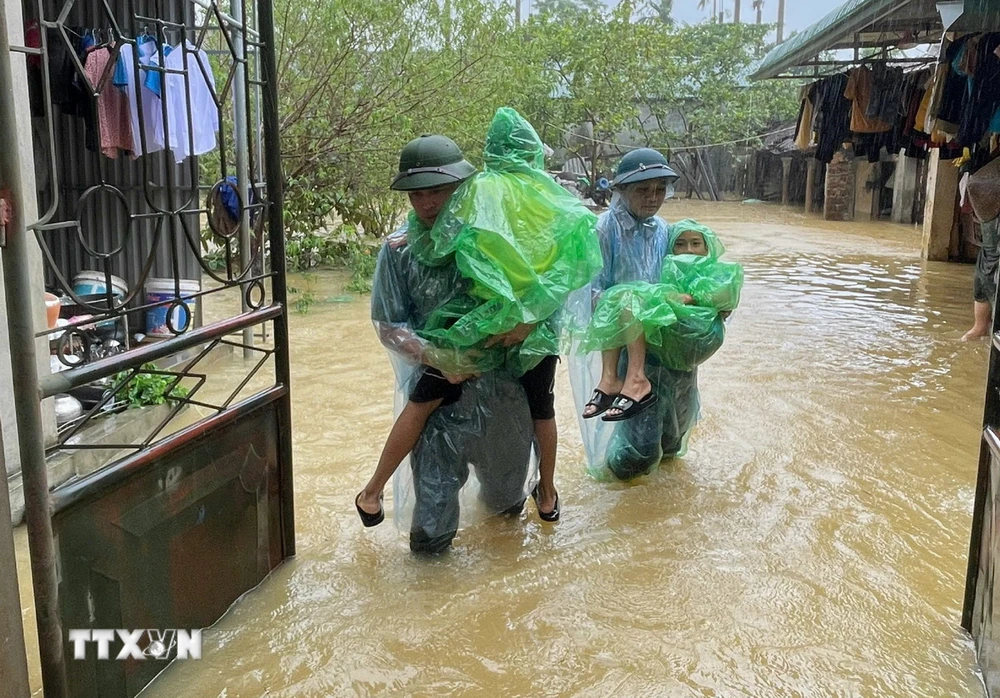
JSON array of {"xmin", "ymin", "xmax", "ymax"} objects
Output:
[{"xmin": 750, "ymin": 0, "xmax": 949, "ymax": 80}]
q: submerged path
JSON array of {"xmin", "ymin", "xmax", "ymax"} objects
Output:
[{"xmin": 19, "ymin": 200, "xmax": 987, "ymax": 696}]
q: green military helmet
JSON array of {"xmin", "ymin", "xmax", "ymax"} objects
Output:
[
  {"xmin": 391, "ymin": 135, "xmax": 477, "ymax": 191},
  {"xmin": 612, "ymin": 148, "xmax": 679, "ymax": 188}
]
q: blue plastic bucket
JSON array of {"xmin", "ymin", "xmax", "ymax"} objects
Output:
[
  {"xmin": 72, "ymin": 271, "xmax": 128, "ymax": 299},
  {"xmin": 71, "ymin": 271, "xmax": 128, "ymax": 329},
  {"xmin": 145, "ymin": 278, "xmax": 200, "ymax": 336}
]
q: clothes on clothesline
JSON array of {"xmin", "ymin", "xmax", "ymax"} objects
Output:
[
  {"xmin": 146, "ymin": 42, "xmax": 219, "ymax": 163},
  {"xmin": 82, "ymin": 45, "xmax": 133, "ymax": 158},
  {"xmin": 812, "ymin": 73, "xmax": 852, "ymax": 164},
  {"xmin": 25, "ymin": 21, "xmax": 219, "ymax": 163},
  {"xmin": 794, "ymin": 34, "xmax": 1000, "ymax": 168}
]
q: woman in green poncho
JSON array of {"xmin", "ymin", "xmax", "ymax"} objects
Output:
[{"xmin": 357, "ymin": 111, "xmax": 601, "ymax": 525}]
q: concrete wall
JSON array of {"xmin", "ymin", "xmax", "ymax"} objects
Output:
[
  {"xmin": 892, "ymin": 150, "xmax": 920, "ymax": 225},
  {"xmin": 4, "ymin": 0, "xmax": 59, "ymax": 524},
  {"xmin": 854, "ymin": 160, "xmax": 876, "ymax": 223},
  {"xmin": 0, "ymin": 440, "xmax": 30, "ymax": 696},
  {"xmin": 922, "ymin": 149, "xmax": 960, "ymax": 261},
  {"xmin": 825, "ymin": 147, "xmax": 856, "ymax": 221}
]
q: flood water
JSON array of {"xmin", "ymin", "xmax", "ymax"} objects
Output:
[{"xmin": 17, "ymin": 201, "xmax": 991, "ymax": 695}]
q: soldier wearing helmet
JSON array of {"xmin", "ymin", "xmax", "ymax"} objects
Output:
[
  {"xmin": 573, "ymin": 148, "xmax": 709, "ymax": 481},
  {"xmin": 367, "ymin": 135, "xmax": 537, "ymax": 554}
]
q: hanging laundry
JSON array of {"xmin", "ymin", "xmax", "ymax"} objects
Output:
[
  {"xmin": 793, "ymin": 82, "xmax": 817, "ymax": 151},
  {"xmin": 82, "ymin": 44, "xmax": 133, "ymax": 158},
  {"xmin": 900, "ymin": 70, "xmax": 931, "ymax": 159},
  {"xmin": 118, "ymin": 42, "xmax": 167, "ymax": 158},
  {"xmin": 932, "ymin": 35, "xmax": 976, "ymax": 137},
  {"xmin": 844, "ymin": 66, "xmax": 892, "ymax": 134},
  {"xmin": 865, "ymin": 64, "xmax": 906, "ymax": 125},
  {"xmin": 914, "ymin": 72, "xmax": 934, "ymax": 135},
  {"xmin": 143, "ymin": 43, "xmax": 174, "ymax": 97},
  {"xmin": 146, "ymin": 42, "xmax": 219, "ymax": 164},
  {"xmin": 957, "ymin": 34, "xmax": 1000, "ymax": 148},
  {"xmin": 813, "ymin": 73, "xmax": 852, "ymax": 164},
  {"xmin": 45, "ymin": 27, "xmax": 89, "ymax": 115}
]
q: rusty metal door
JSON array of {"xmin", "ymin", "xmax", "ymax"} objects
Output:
[
  {"xmin": 964, "ymin": 225, "xmax": 1000, "ymax": 695},
  {"xmin": 0, "ymin": 0, "xmax": 293, "ymax": 696}
]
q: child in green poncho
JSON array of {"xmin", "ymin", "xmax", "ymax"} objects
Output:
[
  {"xmin": 582, "ymin": 218, "xmax": 742, "ymax": 421},
  {"xmin": 357, "ymin": 113, "xmax": 601, "ymax": 528}
]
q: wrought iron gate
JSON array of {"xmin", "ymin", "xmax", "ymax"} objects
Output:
[{"xmin": 0, "ymin": 0, "xmax": 293, "ymax": 695}]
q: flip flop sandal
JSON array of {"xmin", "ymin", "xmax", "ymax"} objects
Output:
[
  {"xmin": 356, "ymin": 492, "xmax": 385, "ymax": 528},
  {"xmin": 602, "ymin": 392, "xmax": 658, "ymax": 422},
  {"xmin": 583, "ymin": 389, "xmax": 617, "ymax": 419},
  {"xmin": 531, "ymin": 485, "xmax": 561, "ymax": 523}
]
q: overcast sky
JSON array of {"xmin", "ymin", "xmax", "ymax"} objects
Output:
[{"xmin": 670, "ymin": 0, "xmax": 843, "ymax": 30}]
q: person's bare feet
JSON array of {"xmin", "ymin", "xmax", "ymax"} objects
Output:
[
  {"xmin": 582, "ymin": 376, "xmax": 623, "ymax": 417},
  {"xmin": 604, "ymin": 375, "xmax": 652, "ymax": 419},
  {"xmin": 535, "ymin": 482, "xmax": 557, "ymax": 515},
  {"xmin": 963, "ymin": 325, "xmax": 991, "ymax": 342},
  {"xmin": 356, "ymin": 489, "xmax": 383, "ymax": 515}
]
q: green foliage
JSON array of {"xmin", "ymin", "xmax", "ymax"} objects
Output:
[
  {"xmin": 656, "ymin": 23, "xmax": 801, "ymax": 147},
  {"xmin": 202, "ymin": 245, "xmax": 228, "ymax": 272},
  {"xmin": 344, "ymin": 243, "xmax": 379, "ymax": 294},
  {"xmin": 524, "ymin": 0, "xmax": 674, "ymax": 181},
  {"xmin": 115, "ymin": 363, "xmax": 189, "ymax": 408},
  {"xmin": 273, "ymin": 0, "xmax": 545, "ymax": 243},
  {"xmin": 268, "ymin": 2, "xmax": 800, "ymax": 286},
  {"xmin": 288, "ymin": 273, "xmax": 319, "ymax": 314},
  {"xmin": 640, "ymin": 0, "xmax": 674, "ymax": 26},
  {"xmin": 534, "ymin": 0, "xmax": 605, "ymax": 16}
]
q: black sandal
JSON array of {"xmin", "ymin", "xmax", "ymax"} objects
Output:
[
  {"xmin": 602, "ymin": 392, "xmax": 658, "ymax": 422},
  {"xmin": 356, "ymin": 492, "xmax": 385, "ymax": 528},
  {"xmin": 531, "ymin": 485, "xmax": 560, "ymax": 522},
  {"xmin": 583, "ymin": 389, "xmax": 617, "ymax": 419}
]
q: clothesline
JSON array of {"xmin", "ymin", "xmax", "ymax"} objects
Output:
[
  {"xmin": 792, "ymin": 34, "xmax": 1000, "ymax": 169},
  {"xmin": 543, "ymin": 122, "xmax": 794, "ymax": 152}
]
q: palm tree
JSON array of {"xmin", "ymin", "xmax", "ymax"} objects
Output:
[
  {"xmin": 697, "ymin": 0, "xmax": 717, "ymax": 22},
  {"xmin": 645, "ymin": 0, "xmax": 674, "ymax": 25},
  {"xmin": 700, "ymin": 0, "xmax": 742, "ymax": 23}
]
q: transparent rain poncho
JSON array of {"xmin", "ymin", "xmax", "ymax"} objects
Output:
[
  {"xmin": 578, "ymin": 218, "xmax": 742, "ymax": 371},
  {"xmin": 413, "ymin": 107, "xmax": 602, "ymax": 375},
  {"xmin": 371, "ymin": 227, "xmax": 536, "ymax": 552},
  {"xmin": 566, "ymin": 202, "xmax": 743, "ymax": 481}
]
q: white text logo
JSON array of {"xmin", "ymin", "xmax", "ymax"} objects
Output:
[{"xmin": 68, "ymin": 629, "xmax": 202, "ymax": 660}]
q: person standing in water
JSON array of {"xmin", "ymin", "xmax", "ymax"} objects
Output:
[
  {"xmin": 362, "ymin": 135, "xmax": 543, "ymax": 554},
  {"xmin": 572, "ymin": 150, "xmax": 742, "ymax": 481},
  {"xmin": 581, "ymin": 149, "xmax": 679, "ymax": 422}
]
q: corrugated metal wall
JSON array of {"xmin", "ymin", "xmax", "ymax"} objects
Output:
[{"xmin": 26, "ymin": 0, "xmax": 203, "ymax": 299}]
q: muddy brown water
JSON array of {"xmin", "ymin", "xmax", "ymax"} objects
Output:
[{"xmin": 16, "ymin": 201, "xmax": 989, "ymax": 696}]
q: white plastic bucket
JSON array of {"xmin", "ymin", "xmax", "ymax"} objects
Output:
[
  {"xmin": 72, "ymin": 270, "xmax": 128, "ymax": 298},
  {"xmin": 145, "ymin": 278, "xmax": 200, "ymax": 336}
]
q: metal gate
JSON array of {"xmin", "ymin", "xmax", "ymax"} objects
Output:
[
  {"xmin": 0, "ymin": 0, "xmax": 293, "ymax": 695},
  {"xmin": 964, "ymin": 230, "xmax": 1000, "ymax": 695}
]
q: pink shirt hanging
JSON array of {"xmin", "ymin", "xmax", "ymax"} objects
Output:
[{"xmin": 83, "ymin": 45, "xmax": 133, "ymax": 158}]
